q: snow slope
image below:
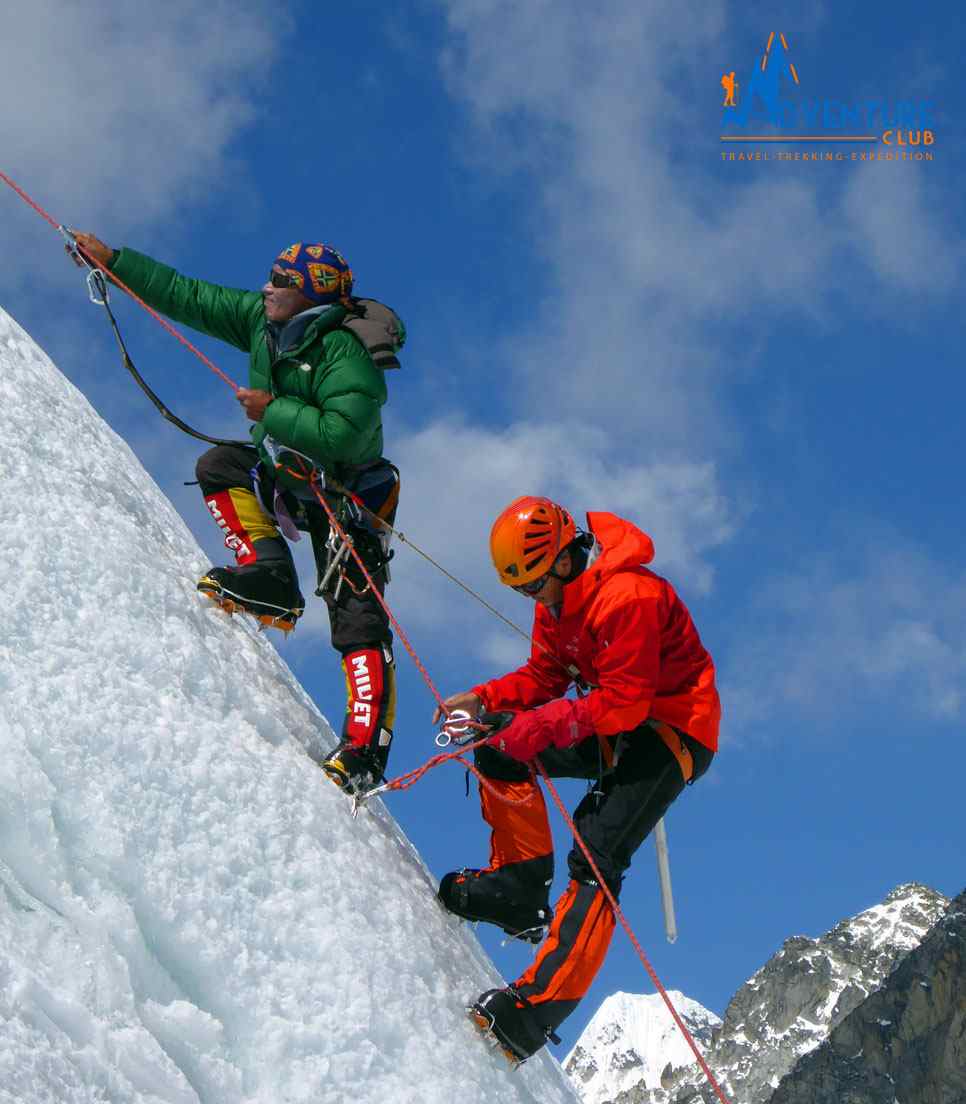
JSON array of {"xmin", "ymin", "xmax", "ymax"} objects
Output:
[
  {"xmin": 0, "ymin": 304, "xmax": 579, "ymax": 1104},
  {"xmin": 563, "ymin": 991, "xmax": 720, "ymax": 1104}
]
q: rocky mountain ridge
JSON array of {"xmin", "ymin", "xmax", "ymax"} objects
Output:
[
  {"xmin": 769, "ymin": 885, "xmax": 965, "ymax": 1104},
  {"xmin": 567, "ymin": 883, "xmax": 949, "ymax": 1104}
]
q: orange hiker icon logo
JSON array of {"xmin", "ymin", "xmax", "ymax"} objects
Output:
[
  {"xmin": 722, "ymin": 33, "xmax": 800, "ymax": 127},
  {"xmin": 721, "ymin": 71, "xmax": 738, "ymax": 107}
]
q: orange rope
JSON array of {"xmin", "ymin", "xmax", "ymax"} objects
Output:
[
  {"xmin": 302, "ymin": 465, "xmax": 448, "ymax": 711},
  {"xmin": 2, "ymin": 169, "xmax": 585, "ymax": 686},
  {"xmin": 300, "ymin": 470, "xmax": 537, "ymax": 809}
]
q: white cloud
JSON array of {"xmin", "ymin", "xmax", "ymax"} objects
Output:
[
  {"xmin": 723, "ymin": 536, "xmax": 966, "ymax": 735},
  {"xmin": 386, "ymin": 414, "xmax": 734, "ymax": 654},
  {"xmin": 436, "ymin": 1, "xmax": 959, "ymax": 443},
  {"xmin": 425, "ymin": 2, "xmax": 963, "ymax": 681},
  {"xmin": 842, "ymin": 165, "xmax": 963, "ymax": 293},
  {"xmin": 0, "ymin": 2, "xmax": 287, "ymax": 288}
]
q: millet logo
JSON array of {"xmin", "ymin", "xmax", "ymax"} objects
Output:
[
  {"xmin": 720, "ymin": 32, "xmax": 935, "ymax": 161},
  {"xmin": 206, "ymin": 497, "xmax": 252, "ymax": 559},
  {"xmin": 350, "ymin": 653, "xmax": 373, "ymax": 728}
]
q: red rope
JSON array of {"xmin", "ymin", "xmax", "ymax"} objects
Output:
[
  {"xmin": 80, "ymin": 246, "xmax": 240, "ymax": 393},
  {"xmin": 380, "ymin": 736, "xmax": 487, "ymax": 792},
  {"xmin": 302, "ymin": 472, "xmax": 536, "ymax": 814},
  {"xmin": 0, "ymin": 169, "xmax": 483, "ymax": 749},
  {"xmin": 534, "ymin": 757, "xmax": 733, "ymax": 1104},
  {"xmin": 0, "ymin": 169, "xmax": 60, "ymax": 229},
  {"xmin": 375, "ymin": 731, "xmax": 732, "ymax": 1101},
  {"xmin": 372, "ymin": 732, "xmax": 538, "ymax": 808},
  {"xmin": 0, "ymin": 170, "xmax": 240, "ymax": 394}
]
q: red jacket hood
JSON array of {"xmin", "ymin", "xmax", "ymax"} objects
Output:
[
  {"xmin": 588, "ymin": 512, "xmax": 654, "ymax": 569},
  {"xmin": 559, "ymin": 512, "xmax": 655, "ymax": 614}
]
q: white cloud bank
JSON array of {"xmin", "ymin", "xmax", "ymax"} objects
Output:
[
  {"xmin": 435, "ymin": 1, "xmax": 958, "ymax": 436},
  {"xmin": 724, "ymin": 534, "xmax": 966, "ymax": 733},
  {"xmin": 0, "ymin": 2, "xmax": 286, "ymax": 290},
  {"xmin": 399, "ymin": 1, "xmax": 962, "ymax": 667}
]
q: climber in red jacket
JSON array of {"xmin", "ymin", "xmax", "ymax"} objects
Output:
[{"xmin": 434, "ymin": 495, "xmax": 720, "ymax": 1063}]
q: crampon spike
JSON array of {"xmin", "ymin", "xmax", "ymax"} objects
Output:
[
  {"xmin": 500, "ymin": 924, "xmax": 546, "ymax": 947},
  {"xmin": 198, "ymin": 586, "xmax": 300, "ymax": 634},
  {"xmin": 467, "ymin": 1007, "xmax": 522, "ymax": 1069}
]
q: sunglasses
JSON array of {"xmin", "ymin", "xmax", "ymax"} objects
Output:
[
  {"xmin": 269, "ymin": 269, "xmax": 302, "ymax": 290},
  {"xmin": 512, "ymin": 572, "xmax": 551, "ymax": 596}
]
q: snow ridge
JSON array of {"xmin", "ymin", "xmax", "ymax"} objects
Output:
[{"xmin": 0, "ymin": 305, "xmax": 579, "ymax": 1103}]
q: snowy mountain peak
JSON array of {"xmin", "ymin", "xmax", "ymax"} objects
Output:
[
  {"xmin": 0, "ymin": 304, "xmax": 579, "ymax": 1103},
  {"xmin": 563, "ymin": 990, "xmax": 720, "ymax": 1104},
  {"xmin": 836, "ymin": 881, "xmax": 948, "ymax": 956}
]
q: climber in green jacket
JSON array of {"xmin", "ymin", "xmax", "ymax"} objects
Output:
[{"xmin": 73, "ymin": 232, "xmax": 404, "ymax": 795}]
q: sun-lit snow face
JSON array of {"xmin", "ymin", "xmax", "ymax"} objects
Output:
[{"xmin": 0, "ymin": 304, "xmax": 583, "ymax": 1104}]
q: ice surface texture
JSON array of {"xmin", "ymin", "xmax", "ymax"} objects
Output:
[{"xmin": 0, "ymin": 306, "xmax": 578, "ymax": 1104}]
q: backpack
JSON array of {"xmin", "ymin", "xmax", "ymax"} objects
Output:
[{"xmin": 342, "ymin": 298, "xmax": 406, "ymax": 371}]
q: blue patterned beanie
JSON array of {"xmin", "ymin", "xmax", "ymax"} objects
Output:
[{"xmin": 273, "ymin": 242, "xmax": 354, "ymax": 305}]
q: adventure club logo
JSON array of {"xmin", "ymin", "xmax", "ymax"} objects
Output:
[{"xmin": 720, "ymin": 32, "xmax": 935, "ymax": 163}]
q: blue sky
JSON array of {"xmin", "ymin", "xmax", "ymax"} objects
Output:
[{"xmin": 2, "ymin": 0, "xmax": 964, "ymax": 1055}]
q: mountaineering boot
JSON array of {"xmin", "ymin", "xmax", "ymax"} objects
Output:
[
  {"xmin": 197, "ymin": 557, "xmax": 305, "ymax": 632},
  {"xmin": 321, "ymin": 646, "xmax": 395, "ymax": 797},
  {"xmin": 321, "ymin": 741, "xmax": 387, "ymax": 796},
  {"xmin": 438, "ymin": 868, "xmax": 551, "ymax": 943},
  {"xmin": 468, "ymin": 987, "xmax": 560, "ymax": 1066}
]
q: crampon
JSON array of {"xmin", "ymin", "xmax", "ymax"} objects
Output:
[
  {"xmin": 197, "ymin": 575, "xmax": 303, "ymax": 634},
  {"xmin": 467, "ymin": 1004, "xmax": 525, "ymax": 1069}
]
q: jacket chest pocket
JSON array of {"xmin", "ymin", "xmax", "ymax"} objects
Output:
[
  {"xmin": 273, "ymin": 358, "xmax": 316, "ymax": 399},
  {"xmin": 556, "ymin": 621, "xmax": 587, "ymax": 666},
  {"xmin": 574, "ymin": 625, "xmax": 603, "ymax": 682}
]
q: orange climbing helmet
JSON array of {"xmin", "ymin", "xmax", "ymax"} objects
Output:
[{"xmin": 489, "ymin": 496, "xmax": 577, "ymax": 587}]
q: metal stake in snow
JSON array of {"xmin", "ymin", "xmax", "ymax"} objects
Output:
[{"xmin": 654, "ymin": 818, "xmax": 678, "ymax": 944}]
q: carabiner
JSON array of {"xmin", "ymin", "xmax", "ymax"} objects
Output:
[
  {"xmin": 86, "ymin": 268, "xmax": 109, "ymax": 306},
  {"xmin": 435, "ymin": 708, "xmax": 478, "ymax": 748}
]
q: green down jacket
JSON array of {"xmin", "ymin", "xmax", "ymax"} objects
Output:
[{"xmin": 109, "ymin": 248, "xmax": 394, "ymax": 491}]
